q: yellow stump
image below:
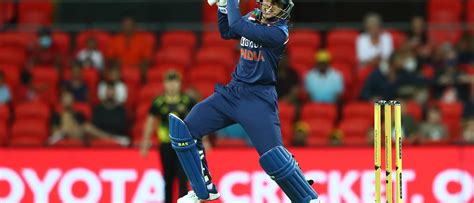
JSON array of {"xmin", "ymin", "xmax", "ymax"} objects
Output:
[
  {"xmin": 384, "ymin": 104, "xmax": 392, "ymax": 203},
  {"xmin": 374, "ymin": 101, "xmax": 383, "ymax": 203},
  {"xmin": 394, "ymin": 102, "xmax": 403, "ymax": 203}
]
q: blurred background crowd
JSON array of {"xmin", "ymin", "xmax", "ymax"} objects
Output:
[{"xmin": 0, "ymin": 0, "xmax": 473, "ymax": 148}]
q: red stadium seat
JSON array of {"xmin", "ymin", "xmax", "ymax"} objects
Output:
[
  {"xmin": 339, "ymin": 118, "xmax": 371, "ymax": 145},
  {"xmin": 342, "ymin": 101, "xmax": 373, "ymax": 121},
  {"xmin": 52, "ymin": 139, "xmax": 84, "ymax": 147},
  {"xmin": 137, "ymin": 31, "xmax": 157, "ymax": 52},
  {"xmin": 428, "ymin": 28, "xmax": 462, "ymax": 45},
  {"xmin": 280, "ymin": 119, "xmax": 293, "ymax": 145},
  {"xmin": 52, "ymin": 31, "xmax": 71, "ymax": 56},
  {"xmin": 468, "ymin": 0, "xmax": 474, "ymax": 34},
  {"xmin": 147, "ymin": 65, "xmax": 185, "ymax": 84},
  {"xmin": 0, "ymin": 122, "xmax": 7, "ymax": 145},
  {"xmin": 160, "ymin": 31, "xmax": 197, "ymax": 49},
  {"xmin": 429, "ymin": 11, "xmax": 460, "ymax": 23},
  {"xmin": 191, "ymin": 82, "xmax": 215, "ymax": 99},
  {"xmin": 0, "ymin": 32, "xmax": 36, "ymax": 49},
  {"xmin": 31, "ymin": 67, "xmax": 59, "ymax": 88},
  {"xmin": 278, "ymin": 101, "xmax": 296, "ymax": 122},
  {"xmin": 10, "ymin": 120, "xmax": 48, "ymax": 146},
  {"xmin": 81, "ymin": 68, "xmax": 100, "ymax": 90},
  {"xmin": 189, "ymin": 64, "xmax": 229, "ymax": 84},
  {"xmin": 76, "ymin": 30, "xmax": 111, "ymax": 52},
  {"xmin": 0, "ymin": 47, "xmax": 27, "ymax": 67},
  {"xmin": 287, "ymin": 29, "xmax": 321, "ymax": 50},
  {"xmin": 121, "ymin": 68, "xmax": 141, "ymax": 88},
  {"xmin": 202, "ymin": 31, "xmax": 239, "ymax": 49},
  {"xmin": 300, "ymin": 103, "xmax": 337, "ymax": 123},
  {"xmin": 0, "ymin": 0, "xmax": 14, "ymax": 27},
  {"xmin": 0, "ymin": 104, "xmax": 9, "ymax": 123},
  {"xmin": 90, "ymin": 139, "xmax": 123, "ymax": 147},
  {"xmin": 304, "ymin": 118, "xmax": 333, "ymax": 146},
  {"xmin": 327, "ymin": 28, "xmax": 359, "ymax": 48},
  {"xmin": 15, "ymin": 102, "xmax": 51, "ymax": 121},
  {"xmin": 428, "ymin": 0, "xmax": 462, "ymax": 23},
  {"xmin": 18, "ymin": 0, "xmax": 53, "ymax": 26},
  {"xmin": 155, "ymin": 47, "xmax": 193, "ymax": 67},
  {"xmin": 9, "ymin": 136, "xmax": 45, "ymax": 146},
  {"xmin": 332, "ymin": 62, "xmax": 354, "ymax": 86},
  {"xmin": 405, "ymin": 101, "xmax": 422, "ymax": 122},
  {"xmin": 352, "ymin": 65, "xmax": 376, "ymax": 99},
  {"xmin": 132, "ymin": 119, "xmax": 157, "ymax": 146},
  {"xmin": 125, "ymin": 83, "xmax": 138, "ymax": 108},
  {"xmin": 328, "ymin": 46, "xmax": 356, "ymax": 67},
  {"xmin": 288, "ymin": 47, "xmax": 316, "ymax": 68},
  {"xmin": 386, "ymin": 29, "xmax": 406, "ymax": 49},
  {"xmin": 139, "ymin": 83, "xmax": 164, "ymax": 106},
  {"xmin": 136, "ymin": 102, "xmax": 151, "ymax": 121},
  {"xmin": 437, "ymin": 101, "xmax": 463, "ymax": 138},
  {"xmin": 290, "ymin": 62, "xmax": 312, "ymax": 78},
  {"xmin": 195, "ymin": 47, "xmax": 236, "ymax": 68},
  {"xmin": 215, "ymin": 137, "xmax": 249, "ymax": 147},
  {"xmin": 0, "ymin": 65, "xmax": 20, "ymax": 88}
]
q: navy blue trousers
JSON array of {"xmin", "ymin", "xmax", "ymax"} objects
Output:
[{"xmin": 184, "ymin": 81, "xmax": 283, "ymax": 155}]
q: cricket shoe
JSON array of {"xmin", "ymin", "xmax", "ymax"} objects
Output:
[{"xmin": 177, "ymin": 190, "xmax": 220, "ymax": 203}]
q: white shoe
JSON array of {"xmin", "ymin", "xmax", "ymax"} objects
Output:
[
  {"xmin": 177, "ymin": 191, "xmax": 220, "ymax": 203},
  {"xmin": 310, "ymin": 199, "xmax": 321, "ymax": 203}
]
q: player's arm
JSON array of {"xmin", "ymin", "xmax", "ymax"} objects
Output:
[
  {"xmin": 226, "ymin": 0, "xmax": 288, "ymax": 47},
  {"xmin": 140, "ymin": 114, "xmax": 158, "ymax": 157},
  {"xmin": 218, "ymin": 11, "xmax": 241, "ymax": 40},
  {"xmin": 140, "ymin": 100, "xmax": 161, "ymax": 157}
]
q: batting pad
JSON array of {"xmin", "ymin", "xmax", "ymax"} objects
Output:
[
  {"xmin": 259, "ymin": 146, "xmax": 318, "ymax": 203},
  {"xmin": 169, "ymin": 113, "xmax": 209, "ymax": 200}
]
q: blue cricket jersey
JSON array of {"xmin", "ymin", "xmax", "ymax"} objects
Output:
[{"xmin": 218, "ymin": 0, "xmax": 289, "ymax": 86}]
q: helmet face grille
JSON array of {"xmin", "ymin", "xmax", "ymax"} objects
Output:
[
  {"xmin": 258, "ymin": 0, "xmax": 294, "ymax": 20},
  {"xmin": 275, "ymin": 0, "xmax": 294, "ymax": 20}
]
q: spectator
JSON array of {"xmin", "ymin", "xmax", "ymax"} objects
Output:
[
  {"xmin": 398, "ymin": 100, "xmax": 419, "ymax": 143},
  {"xmin": 15, "ymin": 72, "xmax": 40, "ymax": 103},
  {"xmin": 140, "ymin": 71, "xmax": 193, "ymax": 203},
  {"xmin": 85, "ymin": 83, "xmax": 129, "ymax": 146},
  {"xmin": 406, "ymin": 16, "xmax": 433, "ymax": 66},
  {"xmin": 0, "ymin": 71, "xmax": 11, "ymax": 104},
  {"xmin": 107, "ymin": 16, "xmax": 153, "ymax": 69},
  {"xmin": 456, "ymin": 35, "xmax": 474, "ymax": 65},
  {"xmin": 464, "ymin": 98, "xmax": 474, "ymax": 119},
  {"xmin": 292, "ymin": 121, "xmax": 309, "ymax": 146},
  {"xmin": 356, "ymin": 12, "xmax": 393, "ymax": 67},
  {"xmin": 276, "ymin": 56, "xmax": 300, "ymax": 103},
  {"xmin": 462, "ymin": 118, "xmax": 474, "ymax": 143},
  {"xmin": 432, "ymin": 44, "xmax": 472, "ymax": 102},
  {"xmin": 62, "ymin": 62, "xmax": 89, "ymax": 102},
  {"xmin": 98, "ymin": 67, "xmax": 127, "ymax": 104},
  {"xmin": 305, "ymin": 50, "xmax": 343, "ymax": 103},
  {"xmin": 418, "ymin": 106, "xmax": 448, "ymax": 142},
  {"xmin": 360, "ymin": 52, "xmax": 428, "ymax": 101},
  {"xmin": 48, "ymin": 91, "xmax": 86, "ymax": 145},
  {"xmin": 77, "ymin": 37, "xmax": 105, "ymax": 71},
  {"xmin": 396, "ymin": 45, "xmax": 431, "ymax": 103},
  {"xmin": 26, "ymin": 27, "xmax": 62, "ymax": 69}
]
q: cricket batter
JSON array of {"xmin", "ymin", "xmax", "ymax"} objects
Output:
[{"xmin": 168, "ymin": 0, "xmax": 320, "ymax": 202}]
